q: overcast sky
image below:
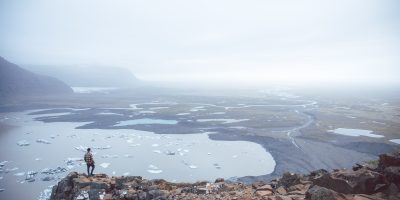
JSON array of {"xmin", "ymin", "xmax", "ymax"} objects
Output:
[{"xmin": 0, "ymin": 0, "xmax": 399, "ymax": 85}]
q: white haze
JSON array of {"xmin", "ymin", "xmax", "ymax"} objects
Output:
[{"xmin": 0, "ymin": 0, "xmax": 399, "ymax": 86}]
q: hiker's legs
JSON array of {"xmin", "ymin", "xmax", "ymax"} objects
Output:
[
  {"xmin": 90, "ymin": 164, "xmax": 95, "ymax": 175},
  {"xmin": 87, "ymin": 164, "xmax": 90, "ymax": 176}
]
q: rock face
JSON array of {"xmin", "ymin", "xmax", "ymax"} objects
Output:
[
  {"xmin": 51, "ymin": 151, "xmax": 400, "ymax": 200},
  {"xmin": 0, "ymin": 56, "xmax": 73, "ymax": 97}
]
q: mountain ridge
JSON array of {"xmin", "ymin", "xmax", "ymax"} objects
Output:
[
  {"xmin": 0, "ymin": 57, "xmax": 73, "ymax": 98},
  {"xmin": 23, "ymin": 64, "xmax": 140, "ymax": 88}
]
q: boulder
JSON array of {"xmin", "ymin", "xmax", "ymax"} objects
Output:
[
  {"xmin": 276, "ymin": 186, "xmax": 288, "ymax": 195},
  {"xmin": 275, "ymin": 195, "xmax": 292, "ymax": 200},
  {"xmin": 379, "ymin": 152, "xmax": 400, "ymax": 169},
  {"xmin": 215, "ymin": 178, "xmax": 225, "ymax": 183},
  {"xmin": 334, "ymin": 168, "xmax": 385, "ymax": 194},
  {"xmin": 383, "ymin": 166, "xmax": 400, "ymax": 187},
  {"xmin": 306, "ymin": 185, "xmax": 346, "ymax": 200},
  {"xmin": 312, "ymin": 168, "xmax": 384, "ymax": 194},
  {"xmin": 256, "ymin": 190, "xmax": 273, "ymax": 197},
  {"xmin": 257, "ymin": 184, "xmax": 273, "ymax": 191},
  {"xmin": 278, "ymin": 173, "xmax": 302, "ymax": 189},
  {"xmin": 348, "ymin": 194, "xmax": 386, "ymax": 200},
  {"xmin": 312, "ymin": 173, "xmax": 353, "ymax": 194}
]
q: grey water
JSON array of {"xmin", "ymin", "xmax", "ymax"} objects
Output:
[{"xmin": 0, "ymin": 110, "xmax": 275, "ymax": 199}]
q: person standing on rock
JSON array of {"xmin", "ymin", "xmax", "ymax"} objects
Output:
[{"xmin": 84, "ymin": 148, "xmax": 95, "ymax": 176}]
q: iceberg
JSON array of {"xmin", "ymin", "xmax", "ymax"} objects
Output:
[
  {"xmin": 147, "ymin": 169, "xmax": 162, "ymax": 174},
  {"xmin": 36, "ymin": 139, "xmax": 51, "ymax": 144},
  {"xmin": 100, "ymin": 163, "xmax": 111, "ymax": 168},
  {"xmin": 17, "ymin": 140, "xmax": 30, "ymax": 146}
]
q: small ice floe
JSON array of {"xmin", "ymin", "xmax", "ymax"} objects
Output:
[
  {"xmin": 38, "ymin": 185, "xmax": 54, "ymax": 200},
  {"xmin": 232, "ymin": 155, "xmax": 238, "ymax": 158},
  {"xmin": 147, "ymin": 169, "xmax": 162, "ymax": 174},
  {"xmin": 149, "ymin": 107, "xmax": 169, "ymax": 110},
  {"xmin": 50, "ymin": 134, "xmax": 57, "ymax": 139},
  {"xmin": 0, "ymin": 188, "xmax": 4, "ymax": 192},
  {"xmin": 101, "ymin": 155, "xmax": 119, "ymax": 158},
  {"xmin": 41, "ymin": 167, "xmax": 67, "ymax": 175},
  {"xmin": 139, "ymin": 111, "xmax": 156, "ymax": 114},
  {"xmin": 99, "ymin": 191, "xmax": 105, "ymax": 199},
  {"xmin": 14, "ymin": 172, "xmax": 25, "ymax": 176},
  {"xmin": 76, "ymin": 190, "xmax": 89, "ymax": 200},
  {"xmin": 176, "ymin": 113, "xmax": 190, "ymax": 116},
  {"xmin": 100, "ymin": 163, "xmax": 111, "ymax": 168},
  {"xmin": 123, "ymin": 172, "xmax": 130, "ymax": 176},
  {"xmin": 153, "ymin": 150, "xmax": 162, "ymax": 154},
  {"xmin": 17, "ymin": 140, "xmax": 30, "ymax": 146},
  {"xmin": 124, "ymin": 154, "xmax": 133, "ymax": 158},
  {"xmin": 176, "ymin": 148, "xmax": 188, "ymax": 156},
  {"xmin": 151, "ymin": 144, "xmax": 159, "ymax": 147},
  {"xmin": 0, "ymin": 161, "xmax": 8, "ymax": 167},
  {"xmin": 112, "ymin": 171, "xmax": 116, "ymax": 175},
  {"xmin": 207, "ymin": 152, "xmax": 212, "ymax": 155},
  {"xmin": 36, "ymin": 139, "xmax": 51, "ymax": 144},
  {"xmin": 210, "ymin": 112, "xmax": 225, "ymax": 115},
  {"xmin": 148, "ymin": 165, "xmax": 158, "ymax": 169},
  {"xmin": 230, "ymin": 126, "xmax": 246, "ymax": 129},
  {"xmin": 147, "ymin": 165, "xmax": 163, "ymax": 174},
  {"xmin": 213, "ymin": 163, "xmax": 221, "ymax": 169},
  {"xmin": 25, "ymin": 171, "xmax": 37, "ymax": 182},
  {"xmin": 5, "ymin": 167, "xmax": 18, "ymax": 173},
  {"xmin": 41, "ymin": 176, "xmax": 55, "ymax": 181},
  {"xmin": 74, "ymin": 145, "xmax": 87, "ymax": 152},
  {"xmin": 0, "ymin": 176, "xmax": 3, "ymax": 180},
  {"xmin": 97, "ymin": 112, "xmax": 124, "ymax": 116},
  {"xmin": 26, "ymin": 177, "xmax": 35, "ymax": 182},
  {"xmin": 188, "ymin": 165, "xmax": 197, "ymax": 169},
  {"xmin": 182, "ymin": 161, "xmax": 197, "ymax": 169},
  {"xmin": 66, "ymin": 157, "xmax": 83, "ymax": 162},
  {"xmin": 129, "ymin": 143, "xmax": 141, "ymax": 147},
  {"xmin": 65, "ymin": 157, "xmax": 84, "ymax": 169},
  {"xmin": 93, "ymin": 145, "xmax": 111, "ymax": 150},
  {"xmin": 372, "ymin": 121, "xmax": 386, "ymax": 125},
  {"xmin": 35, "ymin": 158, "xmax": 43, "ymax": 161},
  {"xmin": 126, "ymin": 139, "xmax": 134, "ymax": 143},
  {"xmin": 190, "ymin": 107, "xmax": 206, "ymax": 112},
  {"xmin": 165, "ymin": 150, "xmax": 175, "ymax": 155},
  {"xmin": 129, "ymin": 104, "xmax": 143, "ymax": 110}
]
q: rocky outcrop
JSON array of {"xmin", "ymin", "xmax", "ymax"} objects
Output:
[
  {"xmin": 51, "ymin": 151, "xmax": 400, "ymax": 200},
  {"xmin": 0, "ymin": 56, "xmax": 73, "ymax": 98}
]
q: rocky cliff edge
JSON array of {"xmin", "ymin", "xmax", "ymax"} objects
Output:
[{"xmin": 50, "ymin": 151, "xmax": 400, "ymax": 200}]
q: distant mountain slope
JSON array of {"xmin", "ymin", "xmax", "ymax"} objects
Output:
[
  {"xmin": 0, "ymin": 57, "xmax": 73, "ymax": 97},
  {"xmin": 23, "ymin": 65, "xmax": 140, "ymax": 87}
]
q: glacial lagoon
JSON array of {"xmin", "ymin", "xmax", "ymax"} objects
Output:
[{"xmin": 0, "ymin": 110, "xmax": 275, "ymax": 199}]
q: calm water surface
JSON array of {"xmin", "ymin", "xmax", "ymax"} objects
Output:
[{"xmin": 0, "ymin": 110, "xmax": 275, "ymax": 199}]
